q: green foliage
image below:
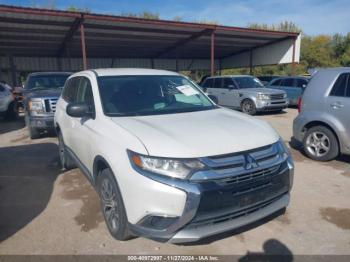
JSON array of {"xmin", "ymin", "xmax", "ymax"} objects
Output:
[
  {"xmin": 249, "ymin": 21, "xmax": 301, "ymax": 33},
  {"xmin": 121, "ymin": 11, "xmax": 160, "ymax": 20},
  {"xmin": 66, "ymin": 5, "xmax": 91, "ymax": 13}
]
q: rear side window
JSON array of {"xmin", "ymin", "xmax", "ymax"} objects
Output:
[
  {"xmin": 202, "ymin": 78, "xmax": 213, "ymax": 88},
  {"xmin": 281, "ymin": 78, "xmax": 295, "ymax": 87},
  {"xmin": 271, "ymin": 79, "xmax": 282, "ymax": 86},
  {"xmin": 330, "ymin": 73, "xmax": 348, "ymax": 97},
  {"xmin": 62, "ymin": 77, "xmax": 80, "ymax": 103},
  {"xmin": 213, "ymin": 78, "xmax": 222, "ymax": 89},
  {"xmin": 296, "ymin": 79, "xmax": 308, "ymax": 88}
]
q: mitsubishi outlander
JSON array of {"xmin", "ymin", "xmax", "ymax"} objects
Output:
[{"xmin": 54, "ymin": 69, "xmax": 294, "ymax": 243}]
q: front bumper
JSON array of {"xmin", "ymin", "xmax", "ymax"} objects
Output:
[
  {"xmin": 129, "ymin": 156, "xmax": 294, "ymax": 243},
  {"xmin": 28, "ymin": 115, "xmax": 55, "ymax": 129},
  {"xmin": 171, "ymin": 193, "xmax": 289, "ymax": 243},
  {"xmin": 256, "ymin": 99, "xmax": 289, "ymax": 111}
]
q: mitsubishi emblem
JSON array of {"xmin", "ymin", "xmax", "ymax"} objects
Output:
[{"xmin": 245, "ymin": 154, "xmax": 258, "ymax": 170}]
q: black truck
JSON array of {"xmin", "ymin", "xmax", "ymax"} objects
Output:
[{"xmin": 24, "ymin": 72, "xmax": 71, "ymax": 139}]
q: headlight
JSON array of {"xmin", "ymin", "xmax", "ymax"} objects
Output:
[
  {"xmin": 278, "ymin": 138, "xmax": 292, "ymax": 161},
  {"xmin": 29, "ymin": 100, "xmax": 44, "ymax": 114},
  {"xmin": 257, "ymin": 93, "xmax": 270, "ymax": 100},
  {"xmin": 283, "ymin": 93, "xmax": 287, "ymax": 98},
  {"xmin": 129, "ymin": 151, "xmax": 206, "ymax": 179}
]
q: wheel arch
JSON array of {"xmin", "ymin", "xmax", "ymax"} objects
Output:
[
  {"xmin": 93, "ymin": 155, "xmax": 112, "ymax": 185},
  {"xmin": 302, "ymin": 120, "xmax": 340, "ymax": 151}
]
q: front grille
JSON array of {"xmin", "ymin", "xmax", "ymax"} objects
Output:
[
  {"xmin": 269, "ymin": 94, "xmax": 285, "ymax": 100},
  {"xmin": 189, "ymin": 143, "xmax": 290, "ymax": 226},
  {"xmin": 217, "ymin": 164, "xmax": 280, "ymax": 185},
  {"xmin": 187, "ymin": 193, "xmax": 286, "ymax": 228},
  {"xmin": 44, "ymin": 98, "xmax": 58, "ymax": 113},
  {"xmin": 194, "ymin": 143, "xmax": 283, "ymax": 182}
]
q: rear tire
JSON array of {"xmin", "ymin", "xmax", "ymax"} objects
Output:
[
  {"xmin": 303, "ymin": 126, "xmax": 339, "ymax": 161},
  {"xmin": 58, "ymin": 131, "xmax": 75, "ymax": 170},
  {"xmin": 97, "ymin": 168, "xmax": 132, "ymax": 241},
  {"xmin": 241, "ymin": 99, "xmax": 257, "ymax": 115}
]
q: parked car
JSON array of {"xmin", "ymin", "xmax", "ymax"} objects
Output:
[
  {"xmin": 55, "ymin": 68, "xmax": 294, "ymax": 243},
  {"xmin": 267, "ymin": 76, "xmax": 309, "ymax": 106},
  {"xmin": 293, "ymin": 68, "xmax": 350, "ymax": 161},
  {"xmin": 257, "ymin": 75, "xmax": 279, "ymax": 85},
  {"xmin": 201, "ymin": 75, "xmax": 288, "ymax": 115},
  {"xmin": 24, "ymin": 72, "xmax": 72, "ymax": 139},
  {"xmin": 0, "ymin": 82, "xmax": 18, "ymax": 120}
]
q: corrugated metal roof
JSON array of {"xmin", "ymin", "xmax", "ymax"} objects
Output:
[{"xmin": 0, "ymin": 4, "xmax": 298, "ymax": 59}]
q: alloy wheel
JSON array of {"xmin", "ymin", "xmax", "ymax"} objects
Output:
[
  {"xmin": 305, "ymin": 131, "xmax": 330, "ymax": 158},
  {"xmin": 101, "ymin": 178, "xmax": 119, "ymax": 231}
]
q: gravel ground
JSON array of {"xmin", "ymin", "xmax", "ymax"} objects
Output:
[{"xmin": 0, "ymin": 108, "xmax": 349, "ymax": 255}]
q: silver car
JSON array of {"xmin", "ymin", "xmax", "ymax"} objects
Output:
[
  {"xmin": 201, "ymin": 75, "xmax": 288, "ymax": 115},
  {"xmin": 293, "ymin": 68, "xmax": 350, "ymax": 161}
]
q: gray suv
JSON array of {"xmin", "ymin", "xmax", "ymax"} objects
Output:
[
  {"xmin": 24, "ymin": 72, "xmax": 71, "ymax": 139},
  {"xmin": 293, "ymin": 68, "xmax": 350, "ymax": 161},
  {"xmin": 202, "ymin": 75, "xmax": 288, "ymax": 115}
]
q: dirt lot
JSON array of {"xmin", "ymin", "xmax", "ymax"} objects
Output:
[{"xmin": 0, "ymin": 108, "xmax": 349, "ymax": 255}]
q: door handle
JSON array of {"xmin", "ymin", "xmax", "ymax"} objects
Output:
[
  {"xmin": 330, "ymin": 102, "xmax": 344, "ymax": 109},
  {"xmin": 221, "ymin": 92, "xmax": 226, "ymax": 95}
]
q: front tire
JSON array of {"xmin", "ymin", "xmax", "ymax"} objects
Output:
[
  {"xmin": 303, "ymin": 126, "xmax": 339, "ymax": 161},
  {"xmin": 241, "ymin": 99, "xmax": 257, "ymax": 115},
  {"xmin": 5, "ymin": 102, "xmax": 19, "ymax": 120},
  {"xmin": 97, "ymin": 168, "xmax": 132, "ymax": 241}
]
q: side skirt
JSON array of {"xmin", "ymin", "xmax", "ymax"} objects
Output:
[{"xmin": 65, "ymin": 146, "xmax": 96, "ymax": 187}]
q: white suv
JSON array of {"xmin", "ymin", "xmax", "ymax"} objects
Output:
[{"xmin": 54, "ymin": 68, "xmax": 294, "ymax": 243}]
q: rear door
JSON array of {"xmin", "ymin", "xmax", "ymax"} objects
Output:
[
  {"xmin": 280, "ymin": 78, "xmax": 300, "ymax": 105},
  {"xmin": 328, "ymin": 73, "xmax": 350, "ymax": 140}
]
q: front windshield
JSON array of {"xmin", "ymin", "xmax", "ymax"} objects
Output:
[
  {"xmin": 97, "ymin": 75, "xmax": 216, "ymax": 116},
  {"xmin": 235, "ymin": 77, "xmax": 264, "ymax": 89},
  {"xmin": 26, "ymin": 74, "xmax": 70, "ymax": 90}
]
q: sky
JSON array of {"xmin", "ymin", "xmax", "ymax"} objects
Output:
[{"xmin": 1, "ymin": 0, "xmax": 349, "ymax": 35}]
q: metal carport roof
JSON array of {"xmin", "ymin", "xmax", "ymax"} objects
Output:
[{"xmin": 0, "ymin": 5, "xmax": 301, "ymax": 85}]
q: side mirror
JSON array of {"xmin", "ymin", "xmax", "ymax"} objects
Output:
[
  {"xmin": 228, "ymin": 84, "xmax": 236, "ymax": 89},
  {"xmin": 66, "ymin": 102, "xmax": 94, "ymax": 118},
  {"xmin": 208, "ymin": 95, "xmax": 218, "ymax": 104},
  {"xmin": 302, "ymin": 84, "xmax": 307, "ymax": 88}
]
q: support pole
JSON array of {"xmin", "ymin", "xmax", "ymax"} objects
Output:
[
  {"xmin": 80, "ymin": 22, "xmax": 87, "ymax": 70},
  {"xmin": 291, "ymin": 37, "xmax": 296, "ymax": 76},
  {"xmin": 9, "ymin": 55, "xmax": 17, "ymax": 87},
  {"xmin": 210, "ymin": 31, "xmax": 215, "ymax": 76},
  {"xmin": 66, "ymin": 45, "xmax": 72, "ymax": 71},
  {"xmin": 249, "ymin": 49, "xmax": 253, "ymax": 75}
]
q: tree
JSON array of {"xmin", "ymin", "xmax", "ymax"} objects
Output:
[
  {"xmin": 66, "ymin": 5, "xmax": 91, "ymax": 13},
  {"xmin": 248, "ymin": 21, "xmax": 301, "ymax": 33},
  {"xmin": 121, "ymin": 11, "xmax": 160, "ymax": 20}
]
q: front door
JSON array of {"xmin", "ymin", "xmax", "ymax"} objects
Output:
[
  {"xmin": 68, "ymin": 76, "xmax": 96, "ymax": 175},
  {"xmin": 222, "ymin": 77, "xmax": 240, "ymax": 107}
]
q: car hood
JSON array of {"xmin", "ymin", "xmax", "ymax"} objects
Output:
[
  {"xmin": 24, "ymin": 88, "xmax": 62, "ymax": 99},
  {"xmin": 111, "ymin": 108, "xmax": 279, "ymax": 158}
]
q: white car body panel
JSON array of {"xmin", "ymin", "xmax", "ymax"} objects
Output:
[{"xmin": 112, "ymin": 107, "xmax": 279, "ymax": 158}]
